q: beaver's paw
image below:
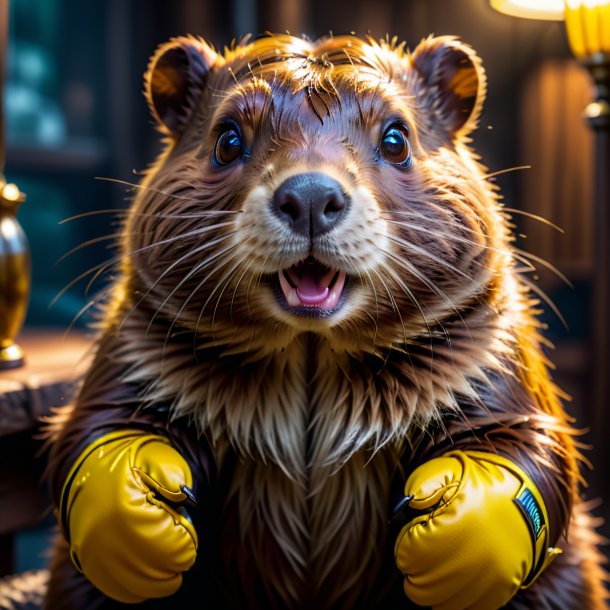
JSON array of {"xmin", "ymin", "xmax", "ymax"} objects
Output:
[
  {"xmin": 394, "ymin": 451, "xmax": 559, "ymax": 610},
  {"xmin": 60, "ymin": 431, "xmax": 198, "ymax": 603}
]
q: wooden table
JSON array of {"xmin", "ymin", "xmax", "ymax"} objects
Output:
[{"xmin": 0, "ymin": 328, "xmax": 93, "ymax": 575}]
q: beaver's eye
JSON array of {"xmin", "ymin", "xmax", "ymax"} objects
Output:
[
  {"xmin": 214, "ymin": 125, "xmax": 242, "ymax": 166},
  {"xmin": 380, "ymin": 124, "xmax": 411, "ymax": 167}
]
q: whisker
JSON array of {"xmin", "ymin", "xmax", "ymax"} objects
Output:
[
  {"xmin": 59, "ymin": 209, "xmax": 130, "ymax": 224},
  {"xmin": 380, "ymin": 217, "xmax": 503, "ymax": 261},
  {"xmin": 160, "ymin": 246, "xmax": 244, "ymax": 358},
  {"xmin": 55, "ymin": 231, "xmax": 141, "ymax": 265},
  {"xmin": 380, "ymin": 262, "xmax": 453, "ymax": 363},
  {"xmin": 63, "ymin": 297, "xmax": 101, "ymax": 339},
  {"xmin": 512, "ymin": 255, "xmax": 537, "ymax": 273},
  {"xmin": 385, "ymin": 235, "xmax": 473, "ymax": 282},
  {"xmin": 361, "ymin": 270, "xmax": 379, "ymax": 348},
  {"xmin": 379, "ymin": 247, "xmax": 470, "ymax": 341},
  {"xmin": 512, "ymin": 247, "xmax": 572, "ymax": 288},
  {"xmin": 480, "ymin": 165, "xmax": 531, "ymax": 181},
  {"xmin": 211, "ymin": 250, "xmax": 263, "ymax": 350},
  {"xmin": 50, "ymin": 260, "xmax": 113, "ymax": 309},
  {"xmin": 210, "ymin": 253, "xmax": 254, "ymax": 337},
  {"xmin": 501, "ymin": 207, "xmax": 564, "ymax": 234},
  {"xmin": 385, "ymin": 263, "xmax": 456, "ymax": 368},
  {"xmin": 94, "ymin": 176, "xmax": 196, "ymax": 202},
  {"xmin": 520, "ymin": 275, "xmax": 569, "ymax": 330},
  {"xmin": 369, "ymin": 267, "xmax": 408, "ymax": 344},
  {"xmin": 162, "ymin": 247, "xmax": 249, "ymax": 355},
  {"xmin": 50, "ymin": 220, "xmax": 240, "ymax": 307},
  {"xmin": 85, "ymin": 223, "xmax": 233, "ymax": 294},
  {"xmin": 94, "ymin": 177, "xmax": 241, "ymax": 219},
  {"xmin": 378, "ymin": 209, "xmax": 492, "ymax": 239},
  {"xmin": 117, "ymin": 233, "xmax": 238, "ymax": 332},
  {"xmin": 229, "ymin": 252, "xmax": 259, "ymax": 321},
  {"xmin": 147, "ymin": 241, "xmax": 243, "ymax": 336},
  {"xmin": 202, "ymin": 252, "xmax": 252, "ymax": 319},
  {"xmin": 245, "ymin": 254, "xmax": 271, "ymax": 317},
  {"xmin": 59, "ymin": 208, "xmax": 240, "ymax": 224},
  {"xmin": 233, "ymin": 255, "xmax": 271, "ymax": 347},
  {"xmin": 374, "ymin": 207, "xmax": 499, "ymax": 245},
  {"xmin": 379, "ymin": 264, "xmax": 433, "ymax": 334}
]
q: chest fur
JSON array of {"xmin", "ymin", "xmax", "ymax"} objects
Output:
[
  {"xmin": 218, "ymin": 446, "xmax": 396, "ymax": 609},
  {"xmin": 197, "ymin": 341, "xmax": 401, "ymax": 608}
]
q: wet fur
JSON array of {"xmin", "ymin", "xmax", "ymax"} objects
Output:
[{"xmin": 44, "ymin": 34, "xmax": 608, "ymax": 609}]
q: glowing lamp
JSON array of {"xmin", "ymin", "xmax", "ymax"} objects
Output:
[
  {"xmin": 564, "ymin": 1, "xmax": 610, "ymax": 57},
  {"xmin": 490, "ymin": 0, "xmax": 565, "ymax": 20},
  {"xmin": 491, "ymin": 1, "xmax": 610, "ymax": 58}
]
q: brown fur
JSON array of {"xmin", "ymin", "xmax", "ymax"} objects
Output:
[{"xmin": 43, "ymin": 33, "xmax": 607, "ymax": 609}]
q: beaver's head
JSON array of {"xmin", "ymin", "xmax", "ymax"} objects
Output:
[{"xmin": 126, "ymin": 34, "xmax": 507, "ymax": 356}]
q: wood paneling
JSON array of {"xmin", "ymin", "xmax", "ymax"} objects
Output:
[{"xmin": 519, "ymin": 59, "xmax": 594, "ymax": 282}]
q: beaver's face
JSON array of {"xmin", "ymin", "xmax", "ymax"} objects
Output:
[
  {"xmin": 128, "ymin": 35, "xmax": 506, "ymax": 354},
  {"xmin": 207, "ymin": 77, "xmax": 409, "ymax": 332}
]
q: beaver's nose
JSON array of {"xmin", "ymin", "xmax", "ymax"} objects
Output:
[{"xmin": 272, "ymin": 173, "xmax": 349, "ymax": 237}]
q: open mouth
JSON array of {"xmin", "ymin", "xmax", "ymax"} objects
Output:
[{"xmin": 278, "ymin": 256, "xmax": 347, "ymax": 311}]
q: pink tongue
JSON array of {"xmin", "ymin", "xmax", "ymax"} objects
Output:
[{"xmin": 296, "ymin": 270, "xmax": 329, "ymax": 305}]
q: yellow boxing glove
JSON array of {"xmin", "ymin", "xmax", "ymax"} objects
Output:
[
  {"xmin": 394, "ymin": 450, "xmax": 561, "ymax": 610},
  {"xmin": 59, "ymin": 430, "xmax": 198, "ymax": 603}
]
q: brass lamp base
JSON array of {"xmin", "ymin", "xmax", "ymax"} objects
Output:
[
  {"xmin": 0, "ymin": 340, "xmax": 25, "ymax": 370},
  {"xmin": 0, "ymin": 178, "xmax": 29, "ymax": 372}
]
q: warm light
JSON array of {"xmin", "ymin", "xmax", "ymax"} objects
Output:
[
  {"xmin": 564, "ymin": 0, "xmax": 610, "ymax": 57},
  {"xmin": 491, "ymin": 0, "xmax": 610, "ymax": 57},
  {"xmin": 1, "ymin": 183, "xmax": 21, "ymax": 202},
  {"xmin": 566, "ymin": 0, "xmax": 610, "ymax": 6},
  {"xmin": 490, "ymin": 0, "xmax": 565, "ymax": 20}
]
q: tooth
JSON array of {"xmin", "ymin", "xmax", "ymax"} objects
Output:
[
  {"xmin": 327, "ymin": 270, "xmax": 339, "ymax": 288},
  {"xmin": 284, "ymin": 270, "xmax": 297, "ymax": 289},
  {"xmin": 286, "ymin": 288, "xmax": 301, "ymax": 307}
]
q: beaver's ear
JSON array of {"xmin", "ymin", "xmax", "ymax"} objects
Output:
[
  {"xmin": 144, "ymin": 36, "xmax": 219, "ymax": 137},
  {"xmin": 409, "ymin": 36, "xmax": 486, "ymax": 139}
]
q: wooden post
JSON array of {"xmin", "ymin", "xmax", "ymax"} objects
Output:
[{"xmin": 584, "ymin": 56, "xmax": 610, "ymax": 516}]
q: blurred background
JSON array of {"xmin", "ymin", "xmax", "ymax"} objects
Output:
[{"xmin": 1, "ymin": 0, "xmax": 607, "ymax": 582}]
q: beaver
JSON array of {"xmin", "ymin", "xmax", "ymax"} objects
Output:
[{"xmin": 42, "ymin": 33, "xmax": 608, "ymax": 610}]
